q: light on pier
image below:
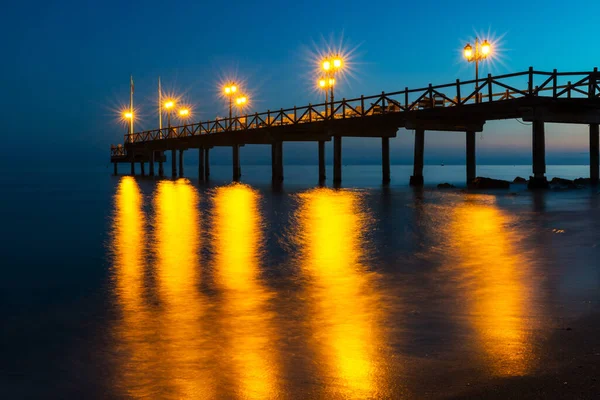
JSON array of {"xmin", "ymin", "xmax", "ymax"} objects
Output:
[
  {"xmin": 223, "ymin": 83, "xmax": 239, "ymax": 123},
  {"xmin": 463, "ymin": 38, "xmax": 493, "ymax": 102}
]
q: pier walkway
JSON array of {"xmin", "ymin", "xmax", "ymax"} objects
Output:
[{"xmin": 110, "ymin": 67, "xmax": 600, "ymax": 188}]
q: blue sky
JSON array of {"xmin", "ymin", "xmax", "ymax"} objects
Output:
[{"xmin": 2, "ymin": 0, "xmax": 599, "ymax": 165}]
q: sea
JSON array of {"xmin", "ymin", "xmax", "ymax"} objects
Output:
[{"xmin": 1, "ymin": 164, "xmax": 599, "ymax": 399}]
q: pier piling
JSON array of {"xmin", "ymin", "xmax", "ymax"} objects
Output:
[
  {"xmin": 198, "ymin": 148, "xmax": 205, "ymax": 182},
  {"xmin": 130, "ymin": 160, "xmax": 135, "ymax": 176},
  {"xmin": 333, "ymin": 136, "xmax": 342, "ymax": 184},
  {"xmin": 171, "ymin": 150, "xmax": 176, "ymax": 177},
  {"xmin": 318, "ymin": 141, "xmax": 326, "ymax": 183},
  {"xmin": 382, "ymin": 137, "xmax": 390, "ymax": 184},
  {"xmin": 149, "ymin": 152, "xmax": 155, "ymax": 176},
  {"xmin": 113, "ymin": 163, "xmax": 117, "ymax": 175},
  {"xmin": 140, "ymin": 162, "xmax": 145, "ymax": 176},
  {"xmin": 528, "ymin": 120, "xmax": 549, "ymax": 189},
  {"xmin": 204, "ymin": 148, "xmax": 210, "ymax": 179},
  {"xmin": 466, "ymin": 130, "xmax": 476, "ymax": 185},
  {"xmin": 271, "ymin": 142, "xmax": 283, "ymax": 183},
  {"xmin": 233, "ymin": 145, "xmax": 241, "ymax": 181},
  {"xmin": 410, "ymin": 129, "xmax": 425, "ymax": 186},
  {"xmin": 158, "ymin": 158, "xmax": 164, "ymax": 177},
  {"xmin": 178, "ymin": 150, "xmax": 184, "ymax": 177},
  {"xmin": 591, "ymin": 124, "xmax": 599, "ymax": 185}
]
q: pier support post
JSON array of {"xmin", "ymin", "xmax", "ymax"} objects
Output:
[
  {"xmin": 140, "ymin": 162, "xmax": 145, "ymax": 176},
  {"xmin": 171, "ymin": 149, "xmax": 177, "ymax": 178},
  {"xmin": 528, "ymin": 120, "xmax": 549, "ymax": 189},
  {"xmin": 232, "ymin": 145, "xmax": 241, "ymax": 181},
  {"xmin": 113, "ymin": 163, "xmax": 117, "ymax": 175},
  {"xmin": 591, "ymin": 124, "xmax": 599, "ymax": 185},
  {"xmin": 198, "ymin": 147, "xmax": 205, "ymax": 182},
  {"xmin": 130, "ymin": 159, "xmax": 135, "ymax": 175},
  {"xmin": 271, "ymin": 142, "xmax": 283, "ymax": 183},
  {"xmin": 466, "ymin": 130, "xmax": 476, "ymax": 185},
  {"xmin": 410, "ymin": 129, "xmax": 425, "ymax": 186},
  {"xmin": 205, "ymin": 148, "xmax": 210, "ymax": 179},
  {"xmin": 178, "ymin": 150, "xmax": 184, "ymax": 177},
  {"xmin": 149, "ymin": 151, "xmax": 155, "ymax": 176},
  {"xmin": 318, "ymin": 140, "xmax": 326, "ymax": 183},
  {"xmin": 333, "ymin": 136, "xmax": 342, "ymax": 184},
  {"xmin": 158, "ymin": 157, "xmax": 164, "ymax": 177},
  {"xmin": 382, "ymin": 137, "xmax": 390, "ymax": 184}
]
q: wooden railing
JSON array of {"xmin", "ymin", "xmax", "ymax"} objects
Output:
[{"xmin": 120, "ymin": 67, "xmax": 599, "ymax": 145}]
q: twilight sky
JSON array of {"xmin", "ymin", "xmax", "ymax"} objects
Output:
[{"xmin": 2, "ymin": 0, "xmax": 599, "ymax": 166}]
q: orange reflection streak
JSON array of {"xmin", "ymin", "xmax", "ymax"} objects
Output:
[
  {"xmin": 111, "ymin": 177, "xmax": 157, "ymax": 397},
  {"xmin": 211, "ymin": 184, "xmax": 279, "ymax": 399},
  {"xmin": 445, "ymin": 196, "xmax": 536, "ymax": 376},
  {"xmin": 153, "ymin": 179, "xmax": 213, "ymax": 398},
  {"xmin": 294, "ymin": 188, "xmax": 388, "ymax": 398}
]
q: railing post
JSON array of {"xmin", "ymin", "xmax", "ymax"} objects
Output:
[
  {"xmin": 487, "ymin": 74, "xmax": 493, "ymax": 102},
  {"xmin": 255, "ymin": 113, "xmax": 259, "ymax": 129},
  {"xmin": 456, "ymin": 79, "xmax": 461, "ymax": 105},
  {"xmin": 381, "ymin": 91, "xmax": 386, "ymax": 114},
  {"xmin": 342, "ymin": 98, "xmax": 346, "ymax": 118},
  {"xmin": 361, "ymin": 95, "xmax": 365, "ymax": 116},
  {"xmin": 404, "ymin": 87, "xmax": 409, "ymax": 110},
  {"xmin": 280, "ymin": 108, "xmax": 284, "ymax": 125},
  {"xmin": 429, "ymin": 84, "xmax": 434, "ymax": 108},
  {"xmin": 308, "ymin": 104, "xmax": 312, "ymax": 122},
  {"xmin": 589, "ymin": 67, "xmax": 598, "ymax": 98},
  {"xmin": 267, "ymin": 110, "xmax": 271, "ymax": 126},
  {"xmin": 294, "ymin": 105, "xmax": 297, "ymax": 123},
  {"xmin": 568, "ymin": 81, "xmax": 572, "ymax": 98},
  {"xmin": 528, "ymin": 66, "xmax": 534, "ymax": 96},
  {"xmin": 552, "ymin": 69, "xmax": 557, "ymax": 98}
]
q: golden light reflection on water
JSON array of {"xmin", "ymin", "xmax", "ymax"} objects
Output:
[
  {"xmin": 153, "ymin": 179, "xmax": 213, "ymax": 398},
  {"xmin": 294, "ymin": 188, "xmax": 389, "ymax": 399},
  {"xmin": 444, "ymin": 195, "xmax": 536, "ymax": 376},
  {"xmin": 111, "ymin": 177, "xmax": 157, "ymax": 398},
  {"xmin": 211, "ymin": 184, "xmax": 279, "ymax": 399}
]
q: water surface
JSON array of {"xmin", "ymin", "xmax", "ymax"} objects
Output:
[{"xmin": 1, "ymin": 165, "xmax": 599, "ymax": 398}]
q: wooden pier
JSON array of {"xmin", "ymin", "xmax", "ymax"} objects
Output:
[{"xmin": 110, "ymin": 67, "xmax": 600, "ymax": 187}]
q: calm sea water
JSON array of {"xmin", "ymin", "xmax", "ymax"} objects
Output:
[{"xmin": 1, "ymin": 165, "xmax": 599, "ymax": 399}]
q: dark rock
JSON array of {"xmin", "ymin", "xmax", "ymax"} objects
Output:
[
  {"xmin": 550, "ymin": 177, "xmax": 578, "ymax": 189},
  {"xmin": 437, "ymin": 183, "xmax": 455, "ymax": 189},
  {"xmin": 469, "ymin": 177, "xmax": 510, "ymax": 189},
  {"xmin": 550, "ymin": 177, "xmax": 574, "ymax": 185},
  {"xmin": 574, "ymin": 177, "xmax": 591, "ymax": 185},
  {"xmin": 513, "ymin": 176, "xmax": 527, "ymax": 183}
]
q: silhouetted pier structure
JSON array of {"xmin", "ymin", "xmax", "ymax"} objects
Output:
[{"xmin": 110, "ymin": 67, "xmax": 600, "ymax": 187}]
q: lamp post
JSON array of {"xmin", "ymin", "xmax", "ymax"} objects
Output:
[
  {"xmin": 164, "ymin": 100, "xmax": 174, "ymax": 128},
  {"xmin": 321, "ymin": 56, "xmax": 343, "ymax": 117},
  {"xmin": 318, "ymin": 78, "xmax": 335, "ymax": 118},
  {"xmin": 234, "ymin": 96, "xmax": 247, "ymax": 129},
  {"xmin": 463, "ymin": 38, "xmax": 491, "ymax": 103},
  {"xmin": 223, "ymin": 83, "xmax": 238, "ymax": 129},
  {"xmin": 123, "ymin": 111, "xmax": 133, "ymax": 142}
]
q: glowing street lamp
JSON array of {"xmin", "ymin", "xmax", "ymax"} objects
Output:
[
  {"xmin": 321, "ymin": 55, "xmax": 344, "ymax": 117},
  {"xmin": 223, "ymin": 83, "xmax": 238, "ymax": 127},
  {"xmin": 123, "ymin": 111, "xmax": 134, "ymax": 142},
  {"xmin": 235, "ymin": 96, "xmax": 247, "ymax": 108},
  {"xmin": 318, "ymin": 78, "xmax": 335, "ymax": 117},
  {"xmin": 463, "ymin": 38, "xmax": 492, "ymax": 102},
  {"xmin": 164, "ymin": 100, "xmax": 175, "ymax": 128},
  {"xmin": 178, "ymin": 108, "xmax": 190, "ymax": 121}
]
